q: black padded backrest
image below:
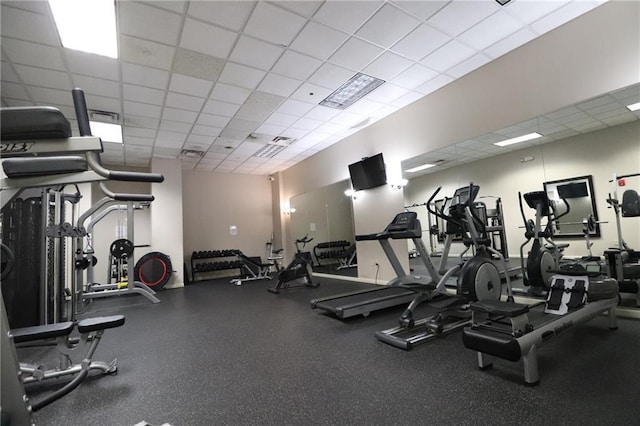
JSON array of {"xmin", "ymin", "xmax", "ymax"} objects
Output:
[
  {"xmin": 1, "ymin": 107, "xmax": 72, "ymax": 140},
  {"xmin": 621, "ymin": 189, "xmax": 640, "ymax": 217}
]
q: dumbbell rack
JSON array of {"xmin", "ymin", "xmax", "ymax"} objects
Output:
[{"xmin": 190, "ymin": 250, "xmax": 244, "ymax": 283}]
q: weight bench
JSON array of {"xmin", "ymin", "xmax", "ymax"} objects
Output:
[
  {"xmin": 10, "ymin": 313, "xmax": 125, "ymax": 412},
  {"xmin": 230, "ymin": 251, "xmax": 273, "ymax": 286}
]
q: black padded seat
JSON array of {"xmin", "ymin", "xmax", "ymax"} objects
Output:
[
  {"xmin": 10, "ymin": 321, "xmax": 74, "ymax": 344},
  {"xmin": 77, "ymin": 315, "xmax": 125, "ymax": 333},
  {"xmin": 0, "ymin": 106, "xmax": 72, "ymax": 140},
  {"xmin": 470, "ymin": 300, "xmax": 530, "ymax": 317},
  {"xmin": 2, "ymin": 156, "xmax": 88, "ymax": 178}
]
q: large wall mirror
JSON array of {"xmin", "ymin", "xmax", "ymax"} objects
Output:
[
  {"xmin": 543, "ymin": 175, "xmax": 600, "ymax": 238},
  {"xmin": 289, "ymin": 180, "xmax": 356, "ymax": 277}
]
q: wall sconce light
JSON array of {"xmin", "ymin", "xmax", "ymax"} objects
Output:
[
  {"xmin": 390, "ymin": 179, "xmax": 408, "ymax": 190},
  {"xmin": 283, "ymin": 207, "xmax": 296, "ymax": 215},
  {"xmin": 344, "ymin": 188, "xmax": 358, "ymax": 200}
]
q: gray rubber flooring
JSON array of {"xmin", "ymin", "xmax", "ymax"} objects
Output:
[{"xmin": 27, "ymin": 276, "xmax": 640, "ymax": 426}]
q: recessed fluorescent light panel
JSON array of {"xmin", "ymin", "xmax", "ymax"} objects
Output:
[
  {"xmin": 405, "ymin": 163, "xmax": 436, "ymax": 173},
  {"xmin": 494, "ymin": 132, "xmax": 543, "ymax": 147},
  {"xmin": 320, "ymin": 73, "xmax": 385, "ymax": 110},
  {"xmin": 90, "ymin": 121, "xmax": 123, "ymax": 144},
  {"xmin": 626, "ymin": 102, "xmax": 640, "ymax": 112},
  {"xmin": 48, "ymin": 0, "xmax": 118, "ymax": 58}
]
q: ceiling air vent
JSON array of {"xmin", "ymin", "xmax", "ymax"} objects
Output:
[
  {"xmin": 89, "ymin": 109, "xmax": 120, "ymax": 124},
  {"xmin": 252, "ymin": 135, "xmax": 296, "ymax": 158},
  {"xmin": 179, "ymin": 149, "xmax": 204, "ymax": 159}
]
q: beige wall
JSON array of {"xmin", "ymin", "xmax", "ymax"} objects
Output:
[
  {"xmin": 182, "ymin": 170, "xmax": 273, "ymax": 277},
  {"xmin": 278, "ymin": 1, "xmax": 640, "ymax": 283},
  {"xmin": 404, "ymin": 120, "xmax": 640, "ymax": 261}
]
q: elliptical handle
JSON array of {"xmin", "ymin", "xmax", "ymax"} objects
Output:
[{"xmin": 425, "ymin": 186, "xmax": 443, "ymax": 216}]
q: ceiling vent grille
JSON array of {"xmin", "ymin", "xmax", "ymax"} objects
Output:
[
  {"xmin": 252, "ymin": 135, "xmax": 296, "ymax": 158},
  {"xmin": 179, "ymin": 149, "xmax": 204, "ymax": 159},
  {"xmin": 89, "ymin": 109, "xmax": 120, "ymax": 124}
]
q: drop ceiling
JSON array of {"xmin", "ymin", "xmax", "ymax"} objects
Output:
[{"xmin": 1, "ymin": 0, "xmax": 607, "ymax": 174}]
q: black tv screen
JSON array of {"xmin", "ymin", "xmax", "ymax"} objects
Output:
[{"xmin": 348, "ymin": 153, "xmax": 387, "ymax": 191}]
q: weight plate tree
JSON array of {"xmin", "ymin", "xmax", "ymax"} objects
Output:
[{"xmin": 134, "ymin": 252, "xmax": 172, "ymax": 290}]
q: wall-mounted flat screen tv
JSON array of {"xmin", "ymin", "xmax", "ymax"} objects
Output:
[{"xmin": 348, "ymin": 153, "xmax": 387, "ymax": 191}]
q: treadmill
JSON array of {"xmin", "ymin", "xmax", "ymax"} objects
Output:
[{"xmin": 310, "ymin": 211, "xmax": 439, "ymax": 319}]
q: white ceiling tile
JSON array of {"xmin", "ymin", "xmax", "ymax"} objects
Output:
[
  {"xmin": 186, "ymin": 134, "xmax": 214, "ymax": 146},
  {"xmin": 187, "ymin": 1, "xmax": 255, "ymax": 31},
  {"xmin": 165, "ymin": 92, "xmax": 206, "ymax": 112},
  {"xmin": 314, "ymin": 1, "xmax": 383, "ymax": 34},
  {"xmin": 122, "ymin": 63, "xmax": 169, "ymax": 89},
  {"xmin": 458, "ymin": 11, "xmax": 522, "ymax": 51},
  {"xmin": 1, "ymin": 81, "xmax": 30, "ymax": 100},
  {"xmin": 356, "ymin": 3, "xmax": 420, "ymax": 48},
  {"xmin": 191, "ymin": 124, "xmax": 223, "ymax": 137},
  {"xmin": 234, "ymin": 92, "xmax": 285, "ymax": 121},
  {"xmin": 72, "ymin": 75, "xmax": 119, "ymax": 98},
  {"xmin": 391, "ymin": 1, "xmax": 449, "ymax": 20},
  {"xmin": 276, "ymin": 1, "xmax": 323, "ymax": 17},
  {"xmin": 428, "ymin": 1, "xmax": 499, "ymax": 36},
  {"xmin": 255, "ymin": 123, "xmax": 287, "ymax": 135},
  {"xmin": 118, "ymin": 2, "xmax": 182, "ymax": 45},
  {"xmin": 504, "ymin": 0, "xmax": 565, "ymax": 25},
  {"xmin": 265, "ymin": 112, "xmax": 299, "ymax": 127},
  {"xmin": 2, "ymin": 38, "xmax": 65, "ymax": 70},
  {"xmin": 144, "ymin": 1, "xmax": 187, "ymax": 14},
  {"xmin": 169, "ymin": 74, "xmax": 214, "ymax": 98},
  {"xmin": 125, "ymin": 144, "xmax": 152, "ymax": 154},
  {"xmin": 290, "ymin": 83, "xmax": 332, "ymax": 104},
  {"xmin": 365, "ymin": 83, "xmax": 409, "ymax": 103},
  {"xmin": 390, "ymin": 64, "xmax": 439, "ymax": 90},
  {"xmin": 1, "ymin": 62, "xmax": 20, "ymax": 83},
  {"xmin": 343, "ymin": 98, "xmax": 384, "ymax": 116},
  {"xmin": 120, "ymin": 35, "xmax": 175, "ymax": 70},
  {"xmin": 180, "ymin": 18, "xmax": 238, "ymax": 59},
  {"xmin": 159, "ymin": 120, "xmax": 192, "ymax": 133},
  {"xmin": 64, "ymin": 50, "xmax": 120, "ymax": 81},
  {"xmin": 244, "ymin": 2, "xmax": 307, "ymax": 46},
  {"xmin": 123, "ymin": 126, "xmax": 157, "ymax": 138},
  {"xmin": 530, "ymin": 1, "xmax": 602, "ymax": 35},
  {"xmin": 162, "ymin": 107, "xmax": 198, "ymax": 123},
  {"xmin": 25, "ymin": 86, "xmax": 74, "ymax": 106},
  {"xmin": 155, "ymin": 130, "xmax": 187, "ymax": 147},
  {"xmin": 1, "ymin": 1, "xmax": 50, "ymax": 14},
  {"xmin": 291, "ymin": 117, "xmax": 323, "ymax": 131},
  {"xmin": 483, "ymin": 27, "xmax": 536, "ymax": 60},
  {"xmin": 276, "ymin": 99, "xmax": 316, "ymax": 117},
  {"xmin": 391, "ymin": 90, "xmax": 424, "ymax": 108},
  {"xmin": 218, "ymin": 63, "xmax": 266, "ymax": 90},
  {"xmin": 446, "ymin": 53, "xmax": 492, "ymax": 79},
  {"xmin": 257, "ymin": 73, "xmax": 303, "ymax": 97},
  {"xmin": 289, "ymin": 21, "xmax": 349, "ymax": 61},
  {"xmin": 229, "ymin": 35, "xmax": 285, "ymax": 70},
  {"xmin": 1, "ymin": 97, "xmax": 31, "ymax": 107},
  {"xmin": 390, "ymin": 24, "xmax": 451, "ymax": 61},
  {"xmin": 421, "ymin": 40, "xmax": 476, "ymax": 73},
  {"xmin": 197, "ymin": 113, "xmax": 230, "ymax": 128},
  {"xmin": 210, "ymin": 83, "xmax": 252, "ymax": 104},
  {"xmin": 173, "ymin": 48, "xmax": 225, "ymax": 82},
  {"xmin": 307, "ymin": 63, "xmax": 354, "ymax": 90},
  {"xmin": 202, "ymin": 99, "xmax": 241, "ymax": 117},
  {"xmin": 328, "ymin": 37, "xmax": 384, "ymax": 71},
  {"xmin": 1, "ymin": 5, "xmax": 59, "ymax": 46},
  {"xmin": 124, "ymin": 136, "xmax": 154, "ymax": 146},
  {"xmin": 123, "ymin": 84, "xmax": 166, "ymax": 106},
  {"xmin": 363, "ymin": 51, "xmax": 413, "ymax": 81},
  {"xmin": 272, "ymin": 50, "xmax": 323, "ymax": 81},
  {"xmin": 86, "ymin": 95, "xmax": 122, "ymax": 114},
  {"xmin": 305, "ymin": 105, "xmax": 341, "ymax": 121},
  {"xmin": 123, "ymin": 115, "xmax": 160, "ymax": 130},
  {"xmin": 124, "ymin": 100, "xmax": 163, "ymax": 119},
  {"xmin": 13, "ymin": 65, "xmax": 71, "ymax": 91}
]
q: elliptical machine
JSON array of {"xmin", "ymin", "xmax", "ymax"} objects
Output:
[
  {"xmin": 268, "ymin": 235, "xmax": 318, "ymax": 294},
  {"xmin": 519, "ymin": 191, "xmax": 570, "ymax": 294}
]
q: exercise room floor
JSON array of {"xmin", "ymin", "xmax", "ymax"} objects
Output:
[{"xmin": 28, "ymin": 276, "xmax": 640, "ymax": 426}]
